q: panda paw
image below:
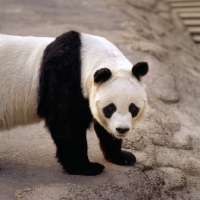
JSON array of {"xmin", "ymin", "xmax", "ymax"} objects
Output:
[
  {"xmin": 120, "ymin": 150, "xmax": 136, "ymax": 165},
  {"xmin": 66, "ymin": 162, "xmax": 105, "ymax": 176},
  {"xmin": 108, "ymin": 150, "xmax": 136, "ymax": 166}
]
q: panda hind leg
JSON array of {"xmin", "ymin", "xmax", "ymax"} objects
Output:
[{"xmin": 94, "ymin": 120, "xmax": 136, "ymax": 166}]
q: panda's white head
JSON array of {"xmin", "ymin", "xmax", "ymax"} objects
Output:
[{"xmin": 90, "ymin": 62, "xmax": 148, "ymax": 139}]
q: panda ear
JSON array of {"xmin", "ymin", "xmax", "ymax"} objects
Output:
[
  {"xmin": 132, "ymin": 62, "xmax": 148, "ymax": 81},
  {"xmin": 94, "ymin": 68, "xmax": 112, "ymax": 83}
]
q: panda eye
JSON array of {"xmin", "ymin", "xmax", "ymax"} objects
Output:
[
  {"xmin": 129, "ymin": 103, "xmax": 139, "ymax": 118},
  {"xmin": 108, "ymin": 105, "xmax": 115, "ymax": 112},
  {"xmin": 103, "ymin": 103, "xmax": 116, "ymax": 118}
]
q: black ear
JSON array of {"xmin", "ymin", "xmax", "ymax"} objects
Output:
[
  {"xmin": 94, "ymin": 68, "xmax": 112, "ymax": 83},
  {"xmin": 132, "ymin": 62, "xmax": 148, "ymax": 81}
]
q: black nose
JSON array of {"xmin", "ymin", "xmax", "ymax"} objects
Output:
[{"xmin": 116, "ymin": 128, "xmax": 130, "ymax": 134}]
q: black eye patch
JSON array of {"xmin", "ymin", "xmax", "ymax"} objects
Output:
[
  {"xmin": 129, "ymin": 103, "xmax": 139, "ymax": 118},
  {"xmin": 103, "ymin": 103, "xmax": 116, "ymax": 118}
]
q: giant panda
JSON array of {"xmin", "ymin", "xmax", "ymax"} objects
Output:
[{"xmin": 0, "ymin": 31, "xmax": 148, "ymax": 176}]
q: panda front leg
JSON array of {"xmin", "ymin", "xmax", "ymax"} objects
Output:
[
  {"xmin": 94, "ymin": 120, "xmax": 136, "ymax": 166},
  {"xmin": 46, "ymin": 121, "xmax": 104, "ymax": 176}
]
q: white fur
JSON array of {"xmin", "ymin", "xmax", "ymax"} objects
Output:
[
  {"xmin": 0, "ymin": 33, "xmax": 147, "ymax": 137},
  {"xmin": 95, "ymin": 78, "xmax": 146, "ymax": 138},
  {"xmin": 0, "ymin": 34, "xmax": 54, "ymax": 130},
  {"xmin": 81, "ymin": 33, "xmax": 147, "ymax": 138}
]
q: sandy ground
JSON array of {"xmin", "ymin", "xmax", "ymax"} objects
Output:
[{"xmin": 0, "ymin": 0, "xmax": 200, "ymax": 199}]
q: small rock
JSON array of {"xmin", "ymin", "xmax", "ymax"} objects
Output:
[
  {"xmin": 159, "ymin": 167, "xmax": 187, "ymax": 190},
  {"xmin": 150, "ymin": 132, "xmax": 192, "ymax": 150},
  {"xmin": 156, "ymin": 146, "xmax": 200, "ymax": 176},
  {"xmin": 122, "ymin": 130, "xmax": 145, "ymax": 150},
  {"xmin": 134, "ymin": 139, "xmax": 157, "ymax": 171}
]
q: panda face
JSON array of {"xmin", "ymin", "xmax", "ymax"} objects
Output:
[
  {"xmin": 93, "ymin": 76, "xmax": 147, "ymax": 139},
  {"xmin": 101, "ymin": 102, "xmax": 140, "ymax": 138}
]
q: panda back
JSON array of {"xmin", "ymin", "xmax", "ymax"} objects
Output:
[{"xmin": 0, "ymin": 35, "xmax": 54, "ymax": 130}]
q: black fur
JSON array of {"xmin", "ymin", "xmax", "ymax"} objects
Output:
[
  {"xmin": 37, "ymin": 31, "xmax": 137, "ymax": 176},
  {"xmin": 129, "ymin": 103, "xmax": 139, "ymax": 118},
  {"xmin": 132, "ymin": 62, "xmax": 148, "ymax": 81},
  {"xmin": 103, "ymin": 103, "xmax": 116, "ymax": 118},
  {"xmin": 37, "ymin": 31, "xmax": 104, "ymax": 175},
  {"xmin": 94, "ymin": 68, "xmax": 112, "ymax": 83},
  {"xmin": 93, "ymin": 119, "xmax": 136, "ymax": 166}
]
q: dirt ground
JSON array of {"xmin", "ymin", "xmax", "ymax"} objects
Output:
[{"xmin": 0, "ymin": 0, "xmax": 200, "ymax": 199}]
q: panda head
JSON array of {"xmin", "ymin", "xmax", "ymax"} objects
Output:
[{"xmin": 91, "ymin": 62, "xmax": 148, "ymax": 139}]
